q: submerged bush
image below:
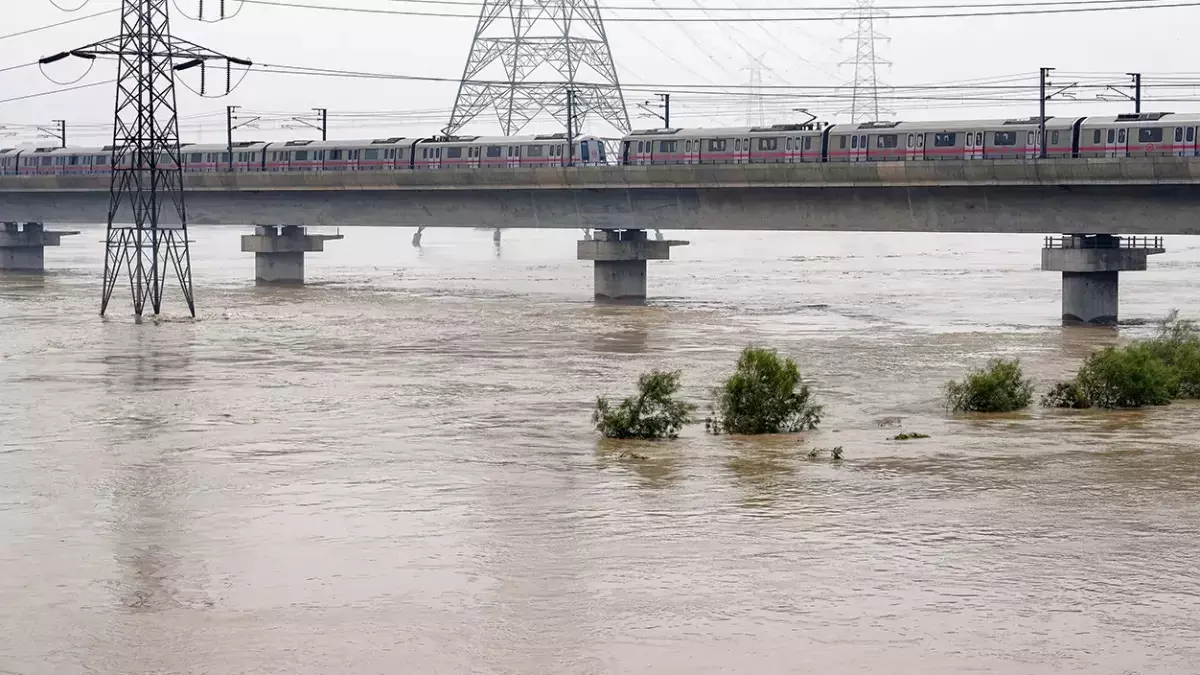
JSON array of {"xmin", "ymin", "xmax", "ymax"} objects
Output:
[
  {"xmin": 593, "ymin": 369, "xmax": 697, "ymax": 440},
  {"xmin": 1040, "ymin": 380, "xmax": 1092, "ymax": 409},
  {"xmin": 1144, "ymin": 310, "xmax": 1200, "ymax": 399},
  {"xmin": 707, "ymin": 346, "xmax": 823, "ymax": 435},
  {"xmin": 943, "ymin": 358, "xmax": 1034, "ymax": 413},
  {"xmin": 889, "ymin": 432, "xmax": 931, "ymax": 440},
  {"xmin": 1075, "ymin": 344, "xmax": 1173, "ymax": 409}
]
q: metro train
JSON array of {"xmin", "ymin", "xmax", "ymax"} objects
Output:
[{"xmin": 3, "ymin": 112, "xmax": 1200, "ymax": 176}]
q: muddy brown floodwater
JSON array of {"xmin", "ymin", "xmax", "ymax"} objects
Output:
[{"xmin": 2, "ymin": 227, "xmax": 1199, "ymax": 674}]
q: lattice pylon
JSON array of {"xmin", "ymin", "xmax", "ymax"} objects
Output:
[
  {"xmin": 42, "ymin": 0, "xmax": 248, "ymax": 317},
  {"xmin": 445, "ymin": 0, "xmax": 630, "ymax": 136},
  {"xmin": 841, "ymin": 0, "xmax": 892, "ymax": 123}
]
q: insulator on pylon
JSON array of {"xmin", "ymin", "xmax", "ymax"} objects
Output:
[
  {"xmin": 199, "ymin": 61, "xmax": 207, "ymax": 96},
  {"xmin": 226, "ymin": 60, "xmax": 232, "ymax": 95}
]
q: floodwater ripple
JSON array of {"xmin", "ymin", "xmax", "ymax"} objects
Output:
[{"xmin": 1, "ymin": 228, "xmax": 1199, "ymax": 674}]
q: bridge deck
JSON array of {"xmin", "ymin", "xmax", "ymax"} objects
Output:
[{"xmin": 2, "ymin": 158, "xmax": 1200, "ymax": 234}]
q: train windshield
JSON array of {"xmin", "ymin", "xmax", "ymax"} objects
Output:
[{"xmin": 598, "ymin": 142, "xmax": 607, "ymax": 163}]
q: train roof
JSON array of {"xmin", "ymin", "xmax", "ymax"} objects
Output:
[
  {"xmin": 625, "ymin": 124, "xmax": 824, "ymax": 139},
  {"xmin": 179, "ymin": 141, "xmax": 272, "ymax": 153},
  {"xmin": 270, "ymin": 137, "xmax": 416, "ymax": 150},
  {"xmin": 827, "ymin": 116, "xmax": 1079, "ymax": 132},
  {"xmin": 424, "ymin": 133, "xmax": 596, "ymax": 144},
  {"xmin": 1079, "ymin": 112, "xmax": 1200, "ymax": 125}
]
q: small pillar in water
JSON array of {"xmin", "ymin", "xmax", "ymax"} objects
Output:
[
  {"xmin": 1041, "ymin": 234, "xmax": 1164, "ymax": 326},
  {"xmin": 577, "ymin": 229, "xmax": 688, "ymax": 302},
  {"xmin": 412, "ymin": 226, "xmax": 425, "ymax": 247},
  {"xmin": 240, "ymin": 224, "xmax": 344, "ymax": 285},
  {"xmin": 0, "ymin": 221, "xmax": 79, "ymax": 272}
]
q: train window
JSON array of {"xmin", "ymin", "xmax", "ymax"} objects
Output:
[
  {"xmin": 1139, "ymin": 127, "xmax": 1163, "ymax": 143},
  {"xmin": 976, "ymin": 133, "xmax": 983, "ymax": 146},
  {"xmin": 364, "ymin": 149, "xmax": 378, "ymax": 160},
  {"xmin": 755, "ymin": 138, "xmax": 775, "ymax": 151},
  {"xmin": 735, "ymin": 139, "xmax": 741, "ymax": 151},
  {"xmin": 907, "ymin": 134, "xmax": 914, "ymax": 148},
  {"xmin": 659, "ymin": 140, "xmax": 677, "ymax": 152},
  {"xmin": 1092, "ymin": 130, "xmax": 1101, "ymax": 145},
  {"xmin": 877, "ymin": 134, "xmax": 898, "ymax": 149},
  {"xmin": 294, "ymin": 151, "xmax": 308, "ymax": 161},
  {"xmin": 436, "ymin": 148, "xmax": 442, "ymax": 158},
  {"xmin": 839, "ymin": 136, "xmax": 847, "ymax": 149},
  {"xmin": 1107, "ymin": 129, "xmax": 1115, "ymax": 143},
  {"xmin": 446, "ymin": 147, "xmax": 462, "ymax": 159},
  {"xmin": 994, "ymin": 131, "xmax": 1016, "ymax": 146},
  {"xmin": 526, "ymin": 145, "xmax": 543, "ymax": 157},
  {"xmin": 637, "ymin": 141, "xmax": 644, "ymax": 153},
  {"xmin": 707, "ymin": 139, "xmax": 727, "ymax": 152},
  {"xmin": 687, "ymin": 140, "xmax": 693, "ymax": 152},
  {"xmin": 1176, "ymin": 127, "xmax": 1184, "ymax": 143},
  {"xmin": 41, "ymin": 156, "xmax": 52, "ymax": 166},
  {"xmin": 1189, "ymin": 127, "xmax": 1196, "ymax": 142},
  {"xmin": 1052, "ymin": 131, "xmax": 1060, "ymax": 145},
  {"xmin": 1118, "ymin": 129, "xmax": 1126, "ymax": 143},
  {"xmin": 786, "ymin": 137, "xmax": 793, "ymax": 151},
  {"xmin": 804, "ymin": 137, "xmax": 812, "ymax": 150},
  {"xmin": 68, "ymin": 156, "xmax": 78, "ymax": 165},
  {"xmin": 934, "ymin": 133, "xmax": 956, "ymax": 147},
  {"xmin": 96, "ymin": 155, "xmax": 108, "ymax": 164},
  {"xmin": 486, "ymin": 146, "xmax": 501, "ymax": 158},
  {"xmin": 851, "ymin": 135, "xmax": 858, "ymax": 149}
]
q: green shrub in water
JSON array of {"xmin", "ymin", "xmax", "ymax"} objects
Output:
[
  {"xmin": 943, "ymin": 358, "xmax": 1034, "ymax": 413},
  {"xmin": 1040, "ymin": 381, "xmax": 1092, "ymax": 409},
  {"xmin": 1144, "ymin": 310, "xmax": 1200, "ymax": 399},
  {"xmin": 1075, "ymin": 344, "xmax": 1173, "ymax": 409},
  {"xmin": 707, "ymin": 346, "xmax": 823, "ymax": 435},
  {"xmin": 592, "ymin": 369, "xmax": 697, "ymax": 440}
]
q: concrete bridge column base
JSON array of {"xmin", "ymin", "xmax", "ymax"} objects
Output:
[
  {"xmin": 577, "ymin": 229, "xmax": 688, "ymax": 302},
  {"xmin": 0, "ymin": 222, "xmax": 80, "ymax": 272},
  {"xmin": 241, "ymin": 225, "xmax": 344, "ymax": 285},
  {"xmin": 1041, "ymin": 234, "xmax": 1165, "ymax": 326}
]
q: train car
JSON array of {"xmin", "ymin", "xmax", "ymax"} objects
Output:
[
  {"xmin": 1078, "ymin": 112, "xmax": 1200, "ymax": 158},
  {"xmin": 0, "ymin": 148, "xmax": 23, "ymax": 176},
  {"xmin": 621, "ymin": 124, "xmax": 824, "ymax": 165},
  {"xmin": 181, "ymin": 141, "xmax": 270, "ymax": 172},
  {"xmin": 827, "ymin": 117, "xmax": 1078, "ymax": 162},
  {"xmin": 415, "ymin": 133, "xmax": 602, "ymax": 170}
]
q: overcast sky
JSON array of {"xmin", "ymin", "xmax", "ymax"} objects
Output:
[{"xmin": 1, "ymin": 0, "xmax": 1197, "ymax": 146}]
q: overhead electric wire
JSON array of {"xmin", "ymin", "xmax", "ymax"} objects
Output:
[
  {"xmin": 0, "ymin": 8, "xmax": 119, "ymax": 43},
  {"xmin": 0, "ymin": 80, "xmax": 116, "ymax": 107},
  {"xmin": 305, "ymin": 0, "xmax": 1189, "ymax": 10},
  {"xmin": 239, "ymin": 0, "xmax": 1200, "ymax": 20}
]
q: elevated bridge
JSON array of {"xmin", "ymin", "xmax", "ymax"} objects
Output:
[
  {"xmin": 1, "ymin": 157, "xmax": 1200, "ymax": 234},
  {"xmin": 2, "ymin": 157, "xmax": 1195, "ymax": 324}
]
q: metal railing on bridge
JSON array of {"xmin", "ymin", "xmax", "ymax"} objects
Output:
[{"xmin": 1043, "ymin": 235, "xmax": 1164, "ymax": 251}]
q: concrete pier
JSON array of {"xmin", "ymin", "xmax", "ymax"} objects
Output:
[
  {"xmin": 240, "ymin": 224, "xmax": 344, "ymax": 284},
  {"xmin": 1041, "ymin": 234, "xmax": 1165, "ymax": 325},
  {"xmin": 0, "ymin": 221, "xmax": 79, "ymax": 272},
  {"xmin": 577, "ymin": 229, "xmax": 688, "ymax": 302}
]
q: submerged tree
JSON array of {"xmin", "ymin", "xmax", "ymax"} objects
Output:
[
  {"xmin": 707, "ymin": 346, "xmax": 823, "ymax": 435},
  {"xmin": 1075, "ymin": 344, "xmax": 1173, "ymax": 409},
  {"xmin": 1144, "ymin": 310, "xmax": 1200, "ymax": 399},
  {"xmin": 1041, "ymin": 380, "xmax": 1092, "ymax": 409},
  {"xmin": 943, "ymin": 358, "xmax": 1034, "ymax": 413},
  {"xmin": 592, "ymin": 370, "xmax": 697, "ymax": 440}
]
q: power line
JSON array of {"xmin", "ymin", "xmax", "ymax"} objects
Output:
[
  {"xmin": 279, "ymin": 0, "xmax": 1191, "ymax": 10},
  {"xmin": 0, "ymin": 9, "xmax": 119, "ymax": 43},
  {"xmin": 0, "ymin": 79, "xmax": 116, "ymax": 106},
  {"xmin": 239, "ymin": 0, "xmax": 1200, "ymax": 20}
]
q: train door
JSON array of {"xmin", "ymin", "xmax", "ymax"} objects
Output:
[
  {"xmin": 849, "ymin": 133, "xmax": 867, "ymax": 162},
  {"xmin": 1189, "ymin": 127, "xmax": 1198, "ymax": 156},
  {"xmin": 508, "ymin": 145, "xmax": 520, "ymax": 168},
  {"xmin": 579, "ymin": 141, "xmax": 591, "ymax": 166},
  {"xmin": 1173, "ymin": 127, "xmax": 1186, "ymax": 157},
  {"xmin": 905, "ymin": 133, "xmax": 919, "ymax": 161},
  {"xmin": 1104, "ymin": 128, "xmax": 1119, "ymax": 157}
]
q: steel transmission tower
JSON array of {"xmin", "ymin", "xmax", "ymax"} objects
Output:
[
  {"xmin": 445, "ymin": 0, "xmax": 631, "ymax": 136},
  {"xmin": 40, "ymin": 0, "xmax": 249, "ymax": 317},
  {"xmin": 841, "ymin": 0, "xmax": 891, "ymax": 123}
]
